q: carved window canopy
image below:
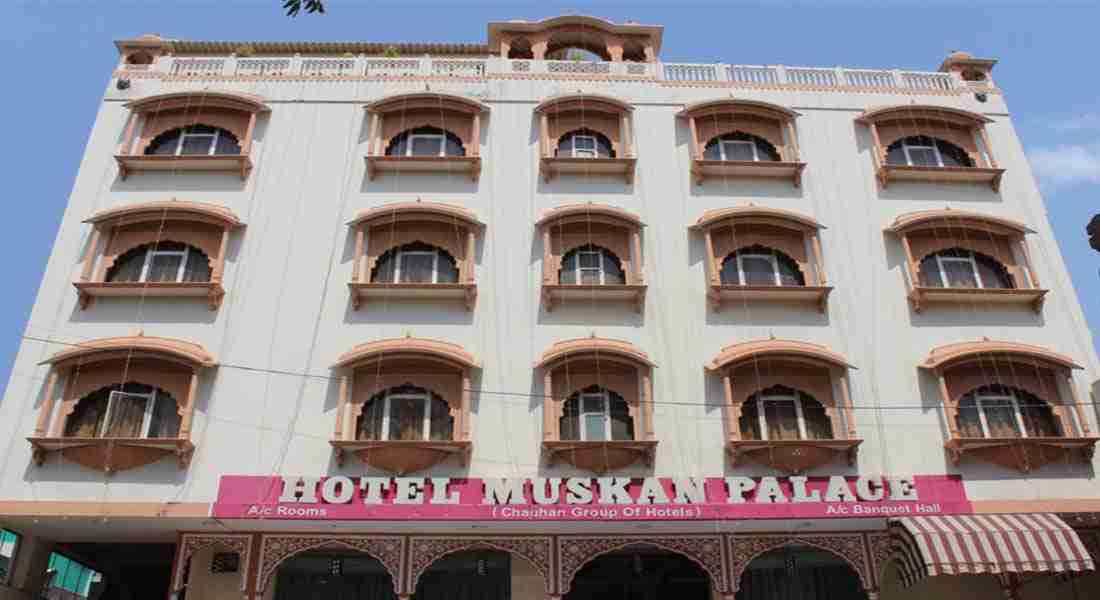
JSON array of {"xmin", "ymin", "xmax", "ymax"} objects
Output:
[
  {"xmin": 692, "ymin": 206, "xmax": 831, "ymax": 313},
  {"xmin": 857, "ymin": 105, "xmax": 1004, "ymax": 191},
  {"xmin": 538, "ymin": 204, "xmax": 646, "ymax": 313},
  {"xmin": 347, "ymin": 201, "xmax": 483, "ymax": 311},
  {"xmin": 536, "ymin": 94, "xmax": 636, "ymax": 183},
  {"xmin": 28, "ymin": 335, "xmax": 215, "ymax": 473},
  {"xmin": 708, "ymin": 339, "xmax": 861, "ymax": 473},
  {"xmin": 679, "ymin": 99, "xmax": 805, "ymax": 187},
  {"xmin": 330, "ymin": 337, "xmax": 479, "ymax": 474},
  {"xmin": 536, "ymin": 337, "xmax": 656, "ymax": 474},
  {"xmin": 922, "ymin": 339, "xmax": 1098, "ymax": 473},
  {"xmin": 888, "ymin": 209, "xmax": 1047, "ymax": 313},
  {"xmin": 488, "ymin": 16, "xmax": 662, "ymax": 63},
  {"xmin": 75, "ymin": 200, "xmax": 244, "ymax": 310},
  {"xmin": 115, "ymin": 91, "xmax": 269, "ymax": 180},
  {"xmin": 364, "ymin": 92, "xmax": 488, "ymax": 181}
]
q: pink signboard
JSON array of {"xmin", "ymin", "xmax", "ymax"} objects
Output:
[{"xmin": 212, "ymin": 475, "xmax": 971, "ymax": 521}]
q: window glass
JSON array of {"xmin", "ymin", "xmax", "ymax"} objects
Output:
[
  {"xmin": 583, "ymin": 413, "xmax": 607, "ymax": 441},
  {"xmin": 389, "ymin": 396, "xmax": 424, "ymax": 441},
  {"xmin": 146, "ymin": 131, "xmax": 181, "ymax": 156},
  {"xmin": 801, "ymin": 400, "xmax": 834, "ymax": 440},
  {"xmin": 739, "ymin": 398, "xmax": 762, "ymax": 440},
  {"xmin": 357, "ymin": 396, "xmax": 386, "ymax": 441},
  {"xmin": 146, "ymin": 252, "xmax": 184, "ymax": 282},
  {"xmin": 148, "ymin": 395, "xmax": 181, "ymax": 439},
  {"xmin": 608, "ymin": 396, "xmax": 634, "ymax": 440},
  {"xmin": 0, "ymin": 529, "xmax": 18, "ymax": 582},
  {"xmin": 410, "ymin": 136, "xmax": 443, "ymax": 157},
  {"xmin": 940, "ymin": 259, "xmax": 979, "ymax": 288},
  {"xmin": 763, "ymin": 398, "xmax": 800, "ymax": 441},
  {"xmin": 399, "ymin": 253, "xmax": 436, "ymax": 283},
  {"xmin": 103, "ymin": 391, "xmax": 149, "ymax": 438},
  {"xmin": 428, "ymin": 397, "xmax": 453, "ymax": 441},
  {"xmin": 906, "ymin": 146, "xmax": 940, "ymax": 167},
  {"xmin": 213, "ymin": 133, "xmax": 241, "ymax": 155},
  {"xmin": 740, "ymin": 255, "xmax": 776, "ymax": 285},
  {"xmin": 956, "ymin": 398, "xmax": 984, "ymax": 437},
  {"xmin": 974, "ymin": 254, "xmax": 1013, "ymax": 289},
  {"xmin": 179, "ymin": 133, "xmax": 216, "ymax": 156},
  {"xmin": 724, "ymin": 141, "xmax": 757, "ymax": 161},
  {"xmin": 981, "ymin": 398, "xmax": 1022, "ymax": 438},
  {"xmin": 1020, "ymin": 400, "xmax": 1060, "ymax": 437}
]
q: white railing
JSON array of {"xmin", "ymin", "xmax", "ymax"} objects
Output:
[
  {"xmin": 432, "ymin": 59, "xmax": 487, "ymax": 77},
  {"xmin": 365, "ymin": 58, "xmax": 421, "ymax": 76},
  {"xmin": 663, "ymin": 63, "xmax": 720, "ymax": 81},
  {"xmin": 786, "ymin": 67, "xmax": 839, "ymax": 87},
  {"xmin": 728, "ymin": 65, "xmax": 779, "ymax": 85},
  {"xmin": 301, "ymin": 58, "xmax": 356, "ymax": 77},
  {"xmin": 844, "ymin": 69, "xmax": 896, "ymax": 88},
  {"xmin": 158, "ymin": 55, "xmax": 963, "ymax": 92},
  {"xmin": 235, "ymin": 58, "xmax": 292, "ymax": 76},
  {"xmin": 904, "ymin": 71, "xmax": 955, "ymax": 91},
  {"xmin": 169, "ymin": 58, "xmax": 225, "ymax": 77},
  {"xmin": 546, "ymin": 60, "xmax": 612, "ymax": 74}
]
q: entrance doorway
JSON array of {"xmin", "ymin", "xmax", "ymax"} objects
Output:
[
  {"xmin": 736, "ymin": 544, "xmax": 866, "ymax": 600},
  {"xmin": 272, "ymin": 549, "xmax": 396, "ymax": 600},
  {"xmin": 415, "ymin": 550, "xmax": 510, "ymax": 600},
  {"xmin": 564, "ymin": 548, "xmax": 711, "ymax": 600}
]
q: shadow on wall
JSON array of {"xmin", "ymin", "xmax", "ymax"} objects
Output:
[{"xmin": 68, "ymin": 297, "xmax": 220, "ymax": 325}]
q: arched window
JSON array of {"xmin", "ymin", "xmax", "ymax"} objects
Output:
[
  {"xmin": 886, "ymin": 135, "xmax": 973, "ymax": 167},
  {"xmin": 64, "ymin": 383, "xmax": 180, "ymax": 439},
  {"xmin": 106, "ymin": 241, "xmax": 212, "ymax": 283},
  {"xmin": 145, "ymin": 125, "xmax": 241, "ymax": 156},
  {"xmin": 371, "ymin": 242, "xmax": 459, "ymax": 284},
  {"xmin": 356, "ymin": 385, "xmax": 454, "ymax": 442},
  {"xmin": 739, "ymin": 385, "xmax": 833, "ymax": 441},
  {"xmin": 385, "ymin": 126, "xmax": 465, "ymax": 157},
  {"xmin": 918, "ymin": 248, "xmax": 1013, "ymax": 289},
  {"xmin": 555, "ymin": 129, "xmax": 615, "ymax": 159},
  {"xmin": 560, "ymin": 386, "xmax": 634, "ymax": 441},
  {"xmin": 956, "ymin": 385, "xmax": 1061, "ymax": 439},
  {"xmin": 720, "ymin": 245, "xmax": 805, "ymax": 286},
  {"xmin": 125, "ymin": 52, "xmax": 154, "ymax": 66},
  {"xmin": 559, "ymin": 244, "xmax": 625, "ymax": 285},
  {"xmin": 507, "ymin": 37, "xmax": 534, "ymax": 60},
  {"xmin": 622, "ymin": 41, "xmax": 646, "ymax": 63},
  {"xmin": 703, "ymin": 132, "xmax": 780, "ymax": 162}
]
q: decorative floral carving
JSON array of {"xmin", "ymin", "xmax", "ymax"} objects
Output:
[
  {"xmin": 558, "ymin": 535, "xmax": 728, "ymax": 594},
  {"xmin": 866, "ymin": 532, "xmax": 893, "ymax": 589},
  {"xmin": 173, "ymin": 534, "xmax": 251, "ymax": 591},
  {"xmin": 408, "ymin": 536, "xmax": 553, "ymax": 593},
  {"xmin": 257, "ymin": 535, "xmax": 405, "ymax": 593},
  {"xmin": 729, "ymin": 534, "xmax": 871, "ymax": 591}
]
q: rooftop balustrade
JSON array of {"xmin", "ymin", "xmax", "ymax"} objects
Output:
[{"xmin": 147, "ymin": 56, "xmax": 962, "ymax": 92}]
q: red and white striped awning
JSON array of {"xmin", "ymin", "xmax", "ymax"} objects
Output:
[{"xmin": 890, "ymin": 515, "xmax": 1095, "ymax": 587}]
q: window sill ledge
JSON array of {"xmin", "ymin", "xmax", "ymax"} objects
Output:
[
  {"xmin": 878, "ymin": 164, "xmax": 1005, "ymax": 191},
  {"xmin": 946, "ymin": 437, "xmax": 1098, "ymax": 473},
  {"xmin": 27, "ymin": 437, "xmax": 194, "ymax": 473},
  {"xmin": 329, "ymin": 440, "xmax": 471, "ymax": 475},
  {"xmin": 542, "ymin": 440, "xmax": 658, "ymax": 475},
  {"xmin": 541, "ymin": 284, "xmax": 646, "ymax": 313},
  {"xmin": 364, "ymin": 155, "xmax": 481, "ymax": 181},
  {"xmin": 909, "ymin": 286, "xmax": 1047, "ymax": 314},
  {"xmin": 114, "ymin": 154, "xmax": 253, "ymax": 180},
  {"xmin": 540, "ymin": 157, "xmax": 637, "ymax": 184},
  {"xmin": 691, "ymin": 159, "xmax": 806, "ymax": 187},
  {"xmin": 726, "ymin": 439, "xmax": 862, "ymax": 474},
  {"xmin": 74, "ymin": 281, "xmax": 225, "ymax": 310},
  {"xmin": 707, "ymin": 285, "xmax": 832, "ymax": 313},
  {"xmin": 348, "ymin": 282, "xmax": 476, "ymax": 311}
]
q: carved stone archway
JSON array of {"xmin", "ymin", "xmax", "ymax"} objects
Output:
[
  {"xmin": 407, "ymin": 536, "xmax": 554, "ymax": 594},
  {"xmin": 257, "ymin": 535, "xmax": 406, "ymax": 594},
  {"xmin": 729, "ymin": 534, "xmax": 873, "ymax": 593},
  {"xmin": 557, "ymin": 535, "xmax": 730, "ymax": 596},
  {"xmin": 173, "ymin": 534, "xmax": 253, "ymax": 593}
]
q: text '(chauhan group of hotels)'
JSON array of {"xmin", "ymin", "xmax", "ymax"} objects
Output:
[{"xmin": 1, "ymin": 14, "xmax": 1098, "ymax": 600}]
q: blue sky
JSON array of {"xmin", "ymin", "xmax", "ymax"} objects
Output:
[{"xmin": 2, "ymin": 1, "xmax": 1098, "ymax": 393}]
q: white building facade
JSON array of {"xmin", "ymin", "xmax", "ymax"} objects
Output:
[{"xmin": 0, "ymin": 15, "xmax": 1098, "ymax": 600}]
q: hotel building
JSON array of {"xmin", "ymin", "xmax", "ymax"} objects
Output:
[{"xmin": 1, "ymin": 15, "xmax": 1099, "ymax": 600}]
